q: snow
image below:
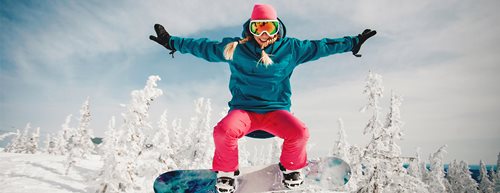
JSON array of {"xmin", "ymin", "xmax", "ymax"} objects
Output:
[
  {"xmin": 0, "ymin": 152, "xmax": 347, "ymax": 193},
  {"xmin": 0, "ymin": 151, "xmax": 102, "ymax": 193}
]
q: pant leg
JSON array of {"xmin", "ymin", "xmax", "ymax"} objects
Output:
[
  {"xmin": 260, "ymin": 110, "xmax": 310, "ymax": 170},
  {"xmin": 212, "ymin": 109, "xmax": 252, "ymax": 172}
]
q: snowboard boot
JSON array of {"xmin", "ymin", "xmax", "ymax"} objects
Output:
[
  {"xmin": 279, "ymin": 163, "xmax": 304, "ymax": 189},
  {"xmin": 215, "ymin": 170, "xmax": 240, "ymax": 193}
]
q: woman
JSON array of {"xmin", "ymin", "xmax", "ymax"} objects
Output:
[{"xmin": 150, "ymin": 4, "xmax": 376, "ymax": 193}]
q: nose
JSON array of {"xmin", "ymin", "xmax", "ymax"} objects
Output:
[{"xmin": 261, "ymin": 32, "xmax": 271, "ymax": 39}]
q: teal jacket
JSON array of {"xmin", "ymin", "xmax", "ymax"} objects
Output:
[{"xmin": 170, "ymin": 19, "xmax": 359, "ymax": 114}]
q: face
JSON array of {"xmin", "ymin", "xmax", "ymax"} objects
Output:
[{"xmin": 253, "ymin": 32, "xmax": 275, "ymax": 47}]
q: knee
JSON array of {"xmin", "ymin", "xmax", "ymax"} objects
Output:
[
  {"xmin": 294, "ymin": 125, "xmax": 310, "ymax": 140},
  {"xmin": 285, "ymin": 122, "xmax": 309, "ymax": 141},
  {"xmin": 213, "ymin": 117, "xmax": 248, "ymax": 140}
]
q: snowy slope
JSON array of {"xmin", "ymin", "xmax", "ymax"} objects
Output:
[
  {"xmin": 0, "ymin": 152, "xmax": 101, "ymax": 193},
  {"xmin": 0, "ymin": 152, "xmax": 346, "ymax": 193}
]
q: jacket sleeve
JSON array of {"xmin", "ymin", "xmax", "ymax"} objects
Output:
[
  {"xmin": 169, "ymin": 36, "xmax": 238, "ymax": 63},
  {"xmin": 293, "ymin": 36, "xmax": 359, "ymax": 65}
]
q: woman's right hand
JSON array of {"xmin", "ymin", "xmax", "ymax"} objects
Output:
[{"xmin": 149, "ymin": 24, "xmax": 174, "ymax": 51}]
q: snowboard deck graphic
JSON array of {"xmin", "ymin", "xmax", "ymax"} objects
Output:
[{"xmin": 153, "ymin": 157, "xmax": 350, "ymax": 193}]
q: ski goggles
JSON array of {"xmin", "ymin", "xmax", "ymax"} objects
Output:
[{"xmin": 249, "ymin": 20, "xmax": 279, "ymax": 36}]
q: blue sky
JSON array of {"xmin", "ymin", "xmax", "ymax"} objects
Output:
[{"xmin": 1, "ymin": 0, "xmax": 499, "ymax": 164}]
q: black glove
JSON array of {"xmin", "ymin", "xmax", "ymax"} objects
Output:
[
  {"xmin": 352, "ymin": 29, "xmax": 377, "ymax": 57},
  {"xmin": 150, "ymin": 24, "xmax": 174, "ymax": 51}
]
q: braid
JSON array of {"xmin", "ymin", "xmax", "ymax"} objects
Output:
[
  {"xmin": 258, "ymin": 35, "xmax": 280, "ymax": 67},
  {"xmin": 224, "ymin": 36, "xmax": 252, "ymax": 61}
]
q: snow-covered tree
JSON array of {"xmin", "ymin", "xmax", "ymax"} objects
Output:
[
  {"xmin": 330, "ymin": 118, "xmax": 350, "ymax": 161},
  {"xmin": 357, "ymin": 72, "xmax": 388, "ymax": 193},
  {"xmin": 45, "ymin": 133, "xmax": 62, "ymax": 155},
  {"xmin": 360, "ymin": 71, "xmax": 384, "ymax": 136},
  {"xmin": 4, "ymin": 123, "xmax": 40, "ymax": 154},
  {"xmin": 407, "ymin": 148, "xmax": 424, "ymax": 180},
  {"xmin": 75, "ymin": 97, "xmax": 95, "ymax": 158},
  {"xmin": 26, "ymin": 127, "xmax": 40, "ymax": 154},
  {"xmin": 65, "ymin": 98, "xmax": 96, "ymax": 175},
  {"xmin": 357, "ymin": 77, "xmax": 413, "ymax": 193},
  {"xmin": 187, "ymin": 97, "xmax": 215, "ymax": 169},
  {"xmin": 94, "ymin": 116, "xmax": 136, "ymax": 193},
  {"xmin": 4, "ymin": 129, "xmax": 22, "ymax": 153},
  {"xmin": 447, "ymin": 160, "xmax": 479, "ymax": 193},
  {"xmin": 154, "ymin": 110, "xmax": 177, "ymax": 171},
  {"xmin": 137, "ymin": 110, "xmax": 176, "ymax": 181},
  {"xmin": 94, "ymin": 75, "xmax": 163, "ymax": 193},
  {"xmin": 497, "ymin": 152, "xmax": 500, "ymax": 186},
  {"xmin": 425, "ymin": 145, "xmax": 449, "ymax": 193},
  {"xmin": 49, "ymin": 114, "xmax": 74, "ymax": 156},
  {"xmin": 478, "ymin": 160, "xmax": 495, "ymax": 193}
]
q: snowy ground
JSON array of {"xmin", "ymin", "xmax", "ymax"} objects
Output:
[
  {"xmin": 0, "ymin": 151, "xmax": 345, "ymax": 193},
  {"xmin": 0, "ymin": 152, "xmax": 101, "ymax": 193}
]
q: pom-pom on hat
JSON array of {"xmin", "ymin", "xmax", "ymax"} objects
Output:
[{"xmin": 251, "ymin": 4, "xmax": 277, "ymax": 20}]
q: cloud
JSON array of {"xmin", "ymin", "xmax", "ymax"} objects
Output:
[{"xmin": 1, "ymin": 0, "xmax": 499, "ymax": 164}]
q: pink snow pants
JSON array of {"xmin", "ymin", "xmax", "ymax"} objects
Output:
[{"xmin": 213, "ymin": 109, "xmax": 310, "ymax": 172}]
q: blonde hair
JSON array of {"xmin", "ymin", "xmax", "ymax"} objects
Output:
[{"xmin": 224, "ymin": 35, "xmax": 279, "ymax": 67}]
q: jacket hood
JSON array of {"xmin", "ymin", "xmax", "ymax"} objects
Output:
[{"xmin": 241, "ymin": 18, "xmax": 287, "ymax": 39}]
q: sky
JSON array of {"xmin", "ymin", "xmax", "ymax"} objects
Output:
[{"xmin": 1, "ymin": 0, "xmax": 499, "ymax": 164}]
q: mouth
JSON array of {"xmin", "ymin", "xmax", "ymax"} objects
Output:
[{"xmin": 256, "ymin": 37, "xmax": 269, "ymax": 44}]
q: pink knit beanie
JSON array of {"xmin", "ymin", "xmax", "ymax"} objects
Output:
[{"xmin": 251, "ymin": 4, "xmax": 277, "ymax": 20}]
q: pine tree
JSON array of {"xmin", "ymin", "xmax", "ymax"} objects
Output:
[
  {"xmin": 43, "ymin": 133, "xmax": 54, "ymax": 154},
  {"xmin": 407, "ymin": 148, "xmax": 423, "ymax": 180},
  {"xmin": 425, "ymin": 145, "xmax": 449, "ymax": 193},
  {"xmin": 66, "ymin": 98, "xmax": 95, "ymax": 175},
  {"xmin": 360, "ymin": 71, "xmax": 384, "ymax": 136},
  {"xmin": 357, "ymin": 74, "xmax": 414, "ymax": 193},
  {"xmin": 187, "ymin": 98, "xmax": 215, "ymax": 169},
  {"xmin": 330, "ymin": 118, "xmax": 350, "ymax": 161},
  {"xmin": 478, "ymin": 160, "xmax": 495, "ymax": 193},
  {"xmin": 137, "ymin": 110, "xmax": 176, "ymax": 180},
  {"xmin": 76, "ymin": 97, "xmax": 95, "ymax": 158},
  {"xmin": 496, "ymin": 152, "xmax": 500, "ymax": 192},
  {"xmin": 95, "ymin": 75, "xmax": 164, "ymax": 193},
  {"xmin": 4, "ymin": 129, "xmax": 21, "ymax": 153},
  {"xmin": 57, "ymin": 114, "xmax": 74, "ymax": 155},
  {"xmin": 447, "ymin": 160, "xmax": 478, "ymax": 193},
  {"xmin": 357, "ymin": 71, "xmax": 386, "ymax": 193},
  {"xmin": 169, "ymin": 118, "xmax": 187, "ymax": 168},
  {"xmin": 26, "ymin": 127, "xmax": 40, "ymax": 154},
  {"xmin": 4, "ymin": 123, "xmax": 34, "ymax": 153}
]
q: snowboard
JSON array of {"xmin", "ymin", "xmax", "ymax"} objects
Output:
[{"xmin": 153, "ymin": 157, "xmax": 351, "ymax": 193}]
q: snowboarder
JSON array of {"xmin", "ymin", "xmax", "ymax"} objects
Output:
[{"xmin": 150, "ymin": 3, "xmax": 376, "ymax": 193}]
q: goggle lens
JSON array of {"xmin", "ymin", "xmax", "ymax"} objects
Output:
[{"xmin": 249, "ymin": 20, "xmax": 279, "ymax": 36}]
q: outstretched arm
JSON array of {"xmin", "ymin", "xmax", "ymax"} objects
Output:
[
  {"xmin": 149, "ymin": 24, "xmax": 234, "ymax": 62},
  {"xmin": 294, "ymin": 29, "xmax": 376, "ymax": 65}
]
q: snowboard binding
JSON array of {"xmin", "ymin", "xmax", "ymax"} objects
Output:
[
  {"xmin": 215, "ymin": 170, "xmax": 240, "ymax": 193},
  {"xmin": 279, "ymin": 163, "xmax": 304, "ymax": 189}
]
